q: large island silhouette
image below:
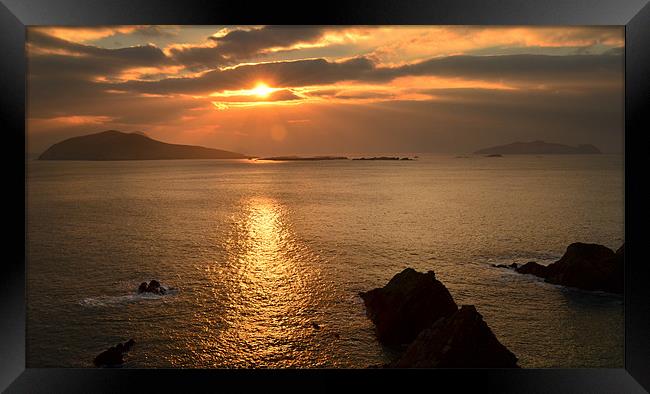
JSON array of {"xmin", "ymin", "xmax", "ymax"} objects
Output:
[
  {"xmin": 38, "ymin": 130, "xmax": 248, "ymax": 161},
  {"xmin": 474, "ymin": 140, "xmax": 602, "ymax": 155}
]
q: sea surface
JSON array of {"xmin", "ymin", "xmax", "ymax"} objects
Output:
[{"xmin": 26, "ymin": 154, "xmax": 625, "ymax": 368}]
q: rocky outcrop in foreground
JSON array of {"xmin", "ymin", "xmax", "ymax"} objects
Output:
[
  {"xmin": 359, "ymin": 268, "xmax": 457, "ymax": 345},
  {"xmin": 515, "ymin": 242, "xmax": 624, "ymax": 294},
  {"xmin": 361, "ymin": 268, "xmax": 518, "ymax": 368},
  {"xmin": 93, "ymin": 339, "xmax": 135, "ymax": 367},
  {"xmin": 392, "ymin": 305, "xmax": 518, "ymax": 368}
]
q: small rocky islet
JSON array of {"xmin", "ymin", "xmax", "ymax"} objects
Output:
[
  {"xmin": 493, "ymin": 242, "xmax": 624, "ymax": 294},
  {"xmin": 257, "ymin": 155, "xmax": 415, "ymax": 161},
  {"xmin": 352, "ymin": 156, "xmax": 413, "ymax": 161},
  {"xmin": 137, "ymin": 279, "xmax": 168, "ymax": 295}
]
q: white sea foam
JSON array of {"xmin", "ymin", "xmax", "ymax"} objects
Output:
[{"xmin": 79, "ymin": 286, "xmax": 178, "ymax": 307}]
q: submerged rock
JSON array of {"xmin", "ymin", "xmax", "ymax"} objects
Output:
[
  {"xmin": 392, "ymin": 305, "xmax": 519, "ymax": 368},
  {"xmin": 514, "ymin": 242, "xmax": 624, "ymax": 294},
  {"xmin": 93, "ymin": 338, "xmax": 136, "ymax": 367},
  {"xmin": 359, "ymin": 268, "xmax": 457, "ymax": 345}
]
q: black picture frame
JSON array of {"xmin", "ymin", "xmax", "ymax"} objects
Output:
[{"xmin": 2, "ymin": 0, "xmax": 649, "ymax": 392}]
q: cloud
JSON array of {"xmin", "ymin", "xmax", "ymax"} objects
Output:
[
  {"xmin": 111, "ymin": 57, "xmax": 375, "ymax": 95},
  {"xmin": 109, "ymin": 53, "xmax": 622, "ymax": 96},
  {"xmin": 168, "ymin": 26, "xmax": 327, "ymax": 69},
  {"xmin": 166, "ymin": 44, "xmax": 227, "ymax": 70},
  {"xmin": 28, "ymin": 30, "xmax": 171, "ymax": 80},
  {"xmin": 308, "ymin": 89, "xmax": 396, "ymax": 100},
  {"xmin": 365, "ymin": 26, "xmax": 623, "ymax": 65},
  {"xmin": 209, "ymin": 26, "xmax": 326, "ymax": 56},
  {"xmin": 29, "ymin": 115, "xmax": 115, "ymax": 130},
  {"xmin": 27, "ymin": 29, "xmax": 177, "ymax": 119},
  {"xmin": 26, "ymin": 26, "xmax": 624, "ymax": 156},
  {"xmin": 211, "ymin": 88, "xmax": 302, "ymax": 103},
  {"xmin": 379, "ymin": 54, "xmax": 623, "ymax": 89},
  {"xmin": 28, "ymin": 26, "xmax": 622, "ymax": 94},
  {"xmin": 30, "ymin": 26, "xmax": 142, "ymax": 42},
  {"xmin": 31, "ymin": 26, "xmax": 181, "ymax": 43},
  {"xmin": 134, "ymin": 26, "xmax": 180, "ymax": 38}
]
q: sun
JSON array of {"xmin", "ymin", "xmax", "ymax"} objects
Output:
[{"xmin": 251, "ymin": 82, "xmax": 274, "ymax": 98}]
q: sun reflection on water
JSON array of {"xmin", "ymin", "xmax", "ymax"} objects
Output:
[{"xmin": 216, "ymin": 196, "xmax": 326, "ymax": 367}]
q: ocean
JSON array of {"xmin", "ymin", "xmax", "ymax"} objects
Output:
[{"xmin": 26, "ymin": 154, "xmax": 624, "ymax": 368}]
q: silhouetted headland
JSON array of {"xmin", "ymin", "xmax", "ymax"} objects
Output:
[
  {"xmin": 475, "ymin": 140, "xmax": 602, "ymax": 155},
  {"xmin": 513, "ymin": 242, "xmax": 624, "ymax": 294},
  {"xmin": 360, "ymin": 268, "xmax": 519, "ymax": 368},
  {"xmin": 38, "ymin": 130, "xmax": 248, "ymax": 161}
]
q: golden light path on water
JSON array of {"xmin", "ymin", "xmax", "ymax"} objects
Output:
[{"xmin": 198, "ymin": 196, "xmax": 331, "ymax": 367}]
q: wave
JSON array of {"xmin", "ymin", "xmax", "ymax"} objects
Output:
[{"xmin": 79, "ymin": 285, "xmax": 178, "ymax": 307}]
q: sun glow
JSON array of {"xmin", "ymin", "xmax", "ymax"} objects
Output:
[{"xmin": 251, "ymin": 82, "xmax": 274, "ymax": 98}]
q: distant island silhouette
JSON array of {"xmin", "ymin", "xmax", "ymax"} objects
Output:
[
  {"xmin": 258, "ymin": 156, "xmax": 415, "ymax": 161},
  {"xmin": 474, "ymin": 140, "xmax": 602, "ymax": 155},
  {"xmin": 259, "ymin": 156, "xmax": 349, "ymax": 161},
  {"xmin": 38, "ymin": 130, "xmax": 248, "ymax": 161}
]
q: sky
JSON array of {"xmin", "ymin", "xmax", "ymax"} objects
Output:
[{"xmin": 27, "ymin": 26, "xmax": 624, "ymax": 156}]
